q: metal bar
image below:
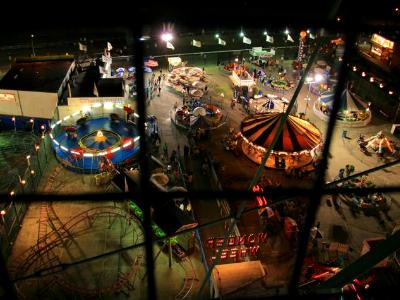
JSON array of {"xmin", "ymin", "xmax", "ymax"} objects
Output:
[
  {"xmin": 314, "ymin": 229, "xmax": 400, "ymax": 293},
  {"xmin": 3, "ymin": 183, "xmax": 400, "ymax": 203},
  {"xmin": 132, "ymin": 27, "xmax": 157, "ymax": 300},
  {"xmin": 0, "ymin": 248, "xmax": 18, "ymax": 299},
  {"xmin": 248, "ymin": 31, "xmax": 324, "ymax": 189},
  {"xmin": 288, "ymin": 31, "xmax": 357, "ymax": 295}
]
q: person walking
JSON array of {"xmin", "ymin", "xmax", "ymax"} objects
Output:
[
  {"xmin": 158, "ymin": 85, "xmax": 161, "ymax": 96},
  {"xmin": 184, "ymin": 144, "xmax": 190, "ymax": 162},
  {"xmin": 163, "ymin": 143, "xmax": 168, "ymax": 159}
]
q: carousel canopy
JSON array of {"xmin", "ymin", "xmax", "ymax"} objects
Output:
[
  {"xmin": 240, "ymin": 112, "xmax": 322, "ymax": 152},
  {"xmin": 319, "ymin": 89, "xmax": 368, "ymax": 112}
]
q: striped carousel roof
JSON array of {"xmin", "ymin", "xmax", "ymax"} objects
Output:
[
  {"xmin": 319, "ymin": 89, "xmax": 368, "ymax": 112},
  {"xmin": 240, "ymin": 112, "xmax": 322, "ymax": 152}
]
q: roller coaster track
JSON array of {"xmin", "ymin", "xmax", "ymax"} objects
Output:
[
  {"xmin": 9, "ymin": 205, "xmax": 145, "ymax": 297},
  {"xmin": 175, "ymin": 256, "xmax": 199, "ymax": 300}
]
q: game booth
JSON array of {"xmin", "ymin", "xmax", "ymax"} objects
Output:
[
  {"xmin": 239, "ymin": 112, "xmax": 323, "ymax": 169},
  {"xmin": 49, "ymin": 103, "xmax": 140, "ymax": 173},
  {"xmin": 313, "ymin": 88, "xmax": 372, "ymax": 127},
  {"xmin": 249, "ymin": 47, "xmax": 276, "ymax": 67}
]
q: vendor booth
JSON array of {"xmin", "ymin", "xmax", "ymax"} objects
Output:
[
  {"xmin": 167, "ymin": 57, "xmax": 183, "ymax": 71},
  {"xmin": 250, "ymin": 47, "xmax": 276, "ymax": 67},
  {"xmin": 229, "ymin": 64, "xmax": 255, "ymax": 87},
  {"xmin": 240, "ymin": 112, "xmax": 323, "ymax": 169},
  {"xmin": 313, "ymin": 88, "xmax": 372, "ymax": 127}
]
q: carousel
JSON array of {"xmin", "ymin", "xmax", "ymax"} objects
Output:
[
  {"xmin": 313, "ymin": 88, "xmax": 372, "ymax": 127},
  {"xmin": 170, "ymin": 100, "xmax": 224, "ymax": 131},
  {"xmin": 167, "ymin": 66, "xmax": 205, "ymax": 97},
  {"xmin": 240, "ymin": 112, "xmax": 323, "ymax": 169},
  {"xmin": 249, "ymin": 94, "xmax": 296, "ymax": 114},
  {"xmin": 50, "ymin": 104, "xmax": 140, "ymax": 173},
  {"xmin": 309, "ymin": 60, "xmax": 336, "ymax": 96}
]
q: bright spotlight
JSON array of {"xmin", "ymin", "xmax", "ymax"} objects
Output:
[
  {"xmin": 239, "ymin": 32, "xmax": 244, "ymax": 37},
  {"xmin": 315, "ymin": 74, "xmax": 324, "ymax": 82},
  {"xmin": 161, "ymin": 33, "xmax": 173, "ymax": 42},
  {"xmin": 215, "ymin": 34, "xmax": 219, "ymax": 38},
  {"xmin": 285, "ymin": 29, "xmax": 289, "ymax": 35}
]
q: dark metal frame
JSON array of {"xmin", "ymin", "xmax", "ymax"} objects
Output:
[{"xmin": 1, "ymin": 3, "xmax": 400, "ymax": 299}]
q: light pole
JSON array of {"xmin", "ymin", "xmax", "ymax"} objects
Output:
[{"xmin": 30, "ymin": 34, "xmax": 36, "ymax": 56}]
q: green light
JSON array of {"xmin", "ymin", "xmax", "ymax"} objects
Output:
[
  {"xmin": 215, "ymin": 34, "xmax": 219, "ymax": 38},
  {"xmin": 240, "ymin": 32, "xmax": 244, "ymax": 37}
]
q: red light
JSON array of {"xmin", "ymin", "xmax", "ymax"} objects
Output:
[
  {"xmin": 252, "ymin": 185, "xmax": 268, "ymax": 206},
  {"xmin": 311, "ymin": 271, "xmax": 330, "ymax": 280}
]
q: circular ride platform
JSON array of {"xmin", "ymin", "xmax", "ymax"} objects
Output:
[{"xmin": 50, "ymin": 105, "xmax": 140, "ymax": 173}]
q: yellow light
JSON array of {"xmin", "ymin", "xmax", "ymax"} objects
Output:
[
  {"xmin": 352, "ymin": 66, "xmax": 357, "ymax": 71},
  {"xmin": 0, "ymin": 210, "xmax": 5, "ymax": 216},
  {"xmin": 362, "ymin": 72, "xmax": 366, "ymax": 77},
  {"xmin": 30, "ymin": 118, "xmax": 34, "ymax": 123},
  {"xmin": 11, "ymin": 117, "xmax": 15, "ymax": 121},
  {"xmin": 389, "ymin": 90, "xmax": 394, "ymax": 95},
  {"xmin": 21, "ymin": 180, "xmax": 26, "ymax": 185},
  {"xmin": 10, "ymin": 191, "xmax": 15, "ymax": 196},
  {"xmin": 82, "ymin": 106, "xmax": 91, "ymax": 112},
  {"xmin": 31, "ymin": 170, "xmax": 35, "ymax": 175},
  {"xmin": 104, "ymin": 102, "xmax": 114, "ymax": 109},
  {"xmin": 379, "ymin": 83, "xmax": 383, "ymax": 88},
  {"xmin": 26, "ymin": 155, "xmax": 31, "ymax": 160},
  {"xmin": 35, "ymin": 145, "xmax": 40, "ymax": 151},
  {"xmin": 370, "ymin": 77, "xmax": 374, "ymax": 82}
]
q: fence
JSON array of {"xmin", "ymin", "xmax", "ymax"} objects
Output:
[{"xmin": 0, "ymin": 133, "xmax": 52, "ymax": 258}]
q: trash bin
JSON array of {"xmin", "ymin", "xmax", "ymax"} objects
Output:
[{"xmin": 342, "ymin": 130, "xmax": 348, "ymax": 138}]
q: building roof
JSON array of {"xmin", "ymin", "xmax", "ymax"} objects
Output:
[
  {"xmin": 70, "ymin": 66, "xmax": 124, "ymax": 97},
  {"xmin": 97, "ymin": 78, "xmax": 124, "ymax": 97},
  {"xmin": 241, "ymin": 112, "xmax": 322, "ymax": 152},
  {"xmin": 0, "ymin": 58, "xmax": 73, "ymax": 93}
]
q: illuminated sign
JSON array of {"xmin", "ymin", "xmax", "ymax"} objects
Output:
[
  {"xmin": 371, "ymin": 46, "xmax": 382, "ymax": 57},
  {"xmin": 207, "ymin": 233, "xmax": 268, "ymax": 260},
  {"xmin": 371, "ymin": 34, "xmax": 394, "ymax": 49},
  {"xmin": 0, "ymin": 93, "xmax": 16, "ymax": 102}
]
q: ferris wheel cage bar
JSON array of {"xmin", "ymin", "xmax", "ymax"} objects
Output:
[{"xmin": 48, "ymin": 103, "xmax": 140, "ymax": 157}]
